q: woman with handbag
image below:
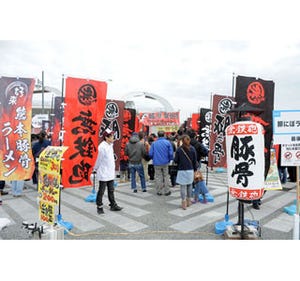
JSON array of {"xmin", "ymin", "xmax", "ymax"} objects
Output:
[{"xmin": 174, "ymin": 134, "xmax": 198, "ymax": 210}]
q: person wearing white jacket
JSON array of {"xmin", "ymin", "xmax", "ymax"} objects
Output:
[{"xmin": 94, "ymin": 128, "xmax": 123, "ymax": 214}]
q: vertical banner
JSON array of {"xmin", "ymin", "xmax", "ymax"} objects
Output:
[
  {"xmin": 235, "ymin": 75, "xmax": 275, "ymax": 177},
  {"xmin": 191, "ymin": 113, "xmax": 200, "ymax": 131},
  {"xmin": 120, "ymin": 108, "xmax": 136, "ymax": 163},
  {"xmin": 199, "ymin": 108, "xmax": 212, "ymax": 147},
  {"xmin": 51, "ymin": 96, "xmax": 63, "ymax": 147},
  {"xmin": 208, "ymin": 95, "xmax": 235, "ymax": 168},
  {"xmin": 38, "ymin": 146, "xmax": 68, "ymax": 224},
  {"xmin": 0, "ymin": 77, "xmax": 35, "ymax": 180},
  {"xmin": 100, "ymin": 100, "xmax": 125, "ymax": 172},
  {"xmin": 62, "ymin": 77, "xmax": 107, "ymax": 188},
  {"xmin": 226, "ymin": 121, "xmax": 265, "ymax": 200}
]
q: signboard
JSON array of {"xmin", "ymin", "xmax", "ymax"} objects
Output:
[
  {"xmin": 273, "ymin": 110, "xmax": 300, "ymax": 144},
  {"xmin": 281, "ymin": 143, "xmax": 300, "ymax": 166},
  {"xmin": 139, "ymin": 111, "xmax": 180, "ymax": 126},
  {"xmin": 226, "ymin": 121, "xmax": 265, "ymax": 200}
]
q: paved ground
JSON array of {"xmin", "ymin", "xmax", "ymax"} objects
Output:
[{"xmin": 0, "ymin": 167, "xmax": 298, "ymax": 240}]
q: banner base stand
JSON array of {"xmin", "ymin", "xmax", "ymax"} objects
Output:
[
  {"xmin": 85, "ymin": 189, "xmax": 97, "ymax": 202},
  {"xmin": 215, "ymin": 214, "xmax": 234, "ymax": 235},
  {"xmin": 224, "ymin": 224, "xmax": 260, "ymax": 240},
  {"xmin": 57, "ymin": 214, "xmax": 73, "ymax": 234},
  {"xmin": 283, "ymin": 201, "xmax": 297, "ymax": 216},
  {"xmin": 215, "ymin": 167, "xmax": 226, "ymax": 173}
]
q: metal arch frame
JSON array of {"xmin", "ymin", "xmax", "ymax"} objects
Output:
[{"xmin": 121, "ymin": 91, "xmax": 175, "ymax": 112}]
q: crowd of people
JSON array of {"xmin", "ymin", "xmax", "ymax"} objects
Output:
[
  {"xmin": 93, "ymin": 127, "xmax": 210, "ymax": 214},
  {"xmin": 1, "ymin": 127, "xmax": 297, "ymax": 214}
]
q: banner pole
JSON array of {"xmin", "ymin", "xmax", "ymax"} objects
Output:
[
  {"xmin": 41, "ymin": 70, "xmax": 45, "ymax": 114},
  {"xmin": 56, "ymin": 74, "xmax": 73, "ymax": 233},
  {"xmin": 58, "ymin": 74, "xmax": 64, "ymax": 216},
  {"xmin": 293, "ymin": 166, "xmax": 300, "ymax": 240}
]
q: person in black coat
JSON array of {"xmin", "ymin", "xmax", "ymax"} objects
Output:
[{"xmin": 187, "ymin": 129, "xmax": 208, "ymax": 168}]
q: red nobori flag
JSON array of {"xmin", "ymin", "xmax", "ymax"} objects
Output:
[
  {"xmin": 0, "ymin": 77, "xmax": 35, "ymax": 180},
  {"xmin": 62, "ymin": 77, "xmax": 107, "ymax": 188},
  {"xmin": 191, "ymin": 113, "xmax": 200, "ymax": 131}
]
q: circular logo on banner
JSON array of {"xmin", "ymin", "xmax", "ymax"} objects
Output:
[
  {"xmin": 296, "ymin": 151, "xmax": 300, "ymax": 160},
  {"xmin": 105, "ymin": 102, "xmax": 119, "ymax": 120},
  {"xmin": 205, "ymin": 111, "xmax": 212, "ymax": 123},
  {"xmin": 78, "ymin": 84, "xmax": 97, "ymax": 105},
  {"xmin": 218, "ymin": 98, "xmax": 233, "ymax": 115},
  {"xmin": 246, "ymin": 82, "xmax": 265, "ymax": 104},
  {"xmin": 5, "ymin": 80, "xmax": 29, "ymax": 101},
  {"xmin": 284, "ymin": 151, "xmax": 292, "ymax": 160}
]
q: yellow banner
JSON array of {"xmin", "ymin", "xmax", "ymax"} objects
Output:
[
  {"xmin": 39, "ymin": 201, "xmax": 56, "ymax": 225},
  {"xmin": 264, "ymin": 148, "xmax": 282, "ymax": 190},
  {"xmin": 38, "ymin": 146, "xmax": 68, "ymax": 224}
]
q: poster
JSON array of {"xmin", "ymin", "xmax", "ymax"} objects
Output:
[{"xmin": 38, "ymin": 146, "xmax": 68, "ymax": 224}]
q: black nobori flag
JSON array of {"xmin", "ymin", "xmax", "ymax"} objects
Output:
[
  {"xmin": 199, "ymin": 108, "xmax": 212, "ymax": 148},
  {"xmin": 235, "ymin": 75, "xmax": 275, "ymax": 178}
]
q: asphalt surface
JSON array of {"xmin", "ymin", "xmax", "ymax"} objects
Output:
[{"xmin": 0, "ymin": 167, "xmax": 298, "ymax": 240}]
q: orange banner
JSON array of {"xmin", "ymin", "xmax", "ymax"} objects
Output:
[
  {"xmin": 62, "ymin": 77, "xmax": 107, "ymax": 188},
  {"xmin": 0, "ymin": 77, "xmax": 35, "ymax": 180}
]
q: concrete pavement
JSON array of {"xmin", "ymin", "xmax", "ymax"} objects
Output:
[{"xmin": 0, "ymin": 168, "xmax": 297, "ymax": 240}]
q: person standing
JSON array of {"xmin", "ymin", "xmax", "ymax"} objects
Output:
[
  {"xmin": 187, "ymin": 129, "xmax": 208, "ymax": 168},
  {"xmin": 94, "ymin": 128, "xmax": 123, "ymax": 214},
  {"xmin": 125, "ymin": 132, "xmax": 147, "ymax": 193},
  {"xmin": 32, "ymin": 131, "xmax": 51, "ymax": 185},
  {"xmin": 0, "ymin": 180, "xmax": 8, "ymax": 196},
  {"xmin": 147, "ymin": 134, "xmax": 156, "ymax": 181},
  {"xmin": 277, "ymin": 144, "xmax": 287, "ymax": 184},
  {"xmin": 138, "ymin": 131, "xmax": 151, "ymax": 182},
  {"xmin": 174, "ymin": 134, "xmax": 198, "ymax": 210},
  {"xmin": 149, "ymin": 130, "xmax": 174, "ymax": 196},
  {"xmin": 11, "ymin": 180, "xmax": 25, "ymax": 197},
  {"xmin": 0, "ymin": 180, "xmax": 5, "ymax": 206},
  {"xmin": 167, "ymin": 135, "xmax": 177, "ymax": 187}
]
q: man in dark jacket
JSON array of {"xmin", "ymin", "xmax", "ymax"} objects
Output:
[{"xmin": 125, "ymin": 132, "xmax": 147, "ymax": 192}]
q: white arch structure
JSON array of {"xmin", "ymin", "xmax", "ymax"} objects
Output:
[{"xmin": 121, "ymin": 91, "xmax": 175, "ymax": 112}]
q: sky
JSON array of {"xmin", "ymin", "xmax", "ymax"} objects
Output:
[
  {"xmin": 1, "ymin": 1, "xmax": 300, "ymax": 123},
  {"xmin": 1, "ymin": 40, "xmax": 299, "ymax": 122}
]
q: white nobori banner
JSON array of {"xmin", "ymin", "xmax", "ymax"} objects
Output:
[{"xmin": 226, "ymin": 121, "xmax": 265, "ymax": 200}]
